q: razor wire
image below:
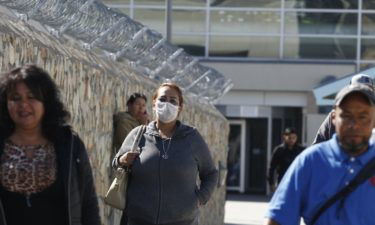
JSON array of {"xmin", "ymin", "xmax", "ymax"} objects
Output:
[{"xmin": 0, "ymin": 0, "xmax": 233, "ymax": 103}]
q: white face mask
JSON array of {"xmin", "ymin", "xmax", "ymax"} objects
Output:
[{"xmin": 155, "ymin": 101, "xmax": 179, "ymax": 123}]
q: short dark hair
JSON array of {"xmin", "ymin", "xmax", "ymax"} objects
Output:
[
  {"xmin": 126, "ymin": 93, "xmax": 147, "ymax": 106},
  {"xmin": 0, "ymin": 64, "xmax": 71, "ymax": 142},
  {"xmin": 283, "ymin": 127, "xmax": 297, "ymax": 135}
]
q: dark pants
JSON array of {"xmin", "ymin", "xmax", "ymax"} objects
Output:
[{"xmin": 120, "ymin": 213, "xmax": 128, "ymax": 225}]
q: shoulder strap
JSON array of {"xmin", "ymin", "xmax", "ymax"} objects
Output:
[
  {"xmin": 137, "ymin": 125, "xmax": 146, "ymax": 150},
  {"xmin": 310, "ymin": 156, "xmax": 375, "ymax": 224},
  {"xmin": 131, "ymin": 125, "xmax": 146, "ymax": 152}
]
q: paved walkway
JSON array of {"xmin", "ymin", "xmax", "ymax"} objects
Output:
[
  {"xmin": 224, "ymin": 193, "xmax": 306, "ymax": 225},
  {"xmin": 224, "ymin": 193, "xmax": 271, "ymax": 225}
]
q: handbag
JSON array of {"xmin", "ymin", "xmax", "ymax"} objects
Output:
[
  {"xmin": 104, "ymin": 167, "xmax": 128, "ymax": 210},
  {"xmin": 104, "ymin": 125, "xmax": 146, "ymax": 210}
]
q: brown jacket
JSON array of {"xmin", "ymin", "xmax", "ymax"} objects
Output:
[{"xmin": 113, "ymin": 112, "xmax": 141, "ymax": 152}]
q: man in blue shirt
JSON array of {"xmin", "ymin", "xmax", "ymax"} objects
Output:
[
  {"xmin": 265, "ymin": 84, "xmax": 375, "ymax": 225},
  {"xmin": 312, "ymin": 73, "xmax": 374, "ymax": 145}
]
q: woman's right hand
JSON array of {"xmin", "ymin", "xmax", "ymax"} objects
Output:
[
  {"xmin": 139, "ymin": 111, "xmax": 149, "ymax": 125},
  {"xmin": 118, "ymin": 151, "xmax": 140, "ymax": 167}
]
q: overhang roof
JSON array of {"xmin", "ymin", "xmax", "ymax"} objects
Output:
[{"xmin": 313, "ymin": 66, "xmax": 375, "ymax": 106}]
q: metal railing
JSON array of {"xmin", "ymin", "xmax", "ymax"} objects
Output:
[{"xmin": 0, "ymin": 0, "xmax": 233, "ymax": 103}]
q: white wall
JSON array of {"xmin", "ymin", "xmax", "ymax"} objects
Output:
[
  {"xmin": 218, "ymin": 90, "xmax": 308, "ymax": 107},
  {"xmin": 306, "ymin": 113, "xmax": 328, "ymax": 145},
  {"xmin": 203, "ymin": 62, "xmax": 355, "ymax": 92}
]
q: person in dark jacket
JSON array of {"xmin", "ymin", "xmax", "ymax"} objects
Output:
[
  {"xmin": 0, "ymin": 65, "xmax": 101, "ymax": 225},
  {"xmin": 312, "ymin": 73, "xmax": 374, "ymax": 145},
  {"xmin": 268, "ymin": 127, "xmax": 305, "ymax": 192},
  {"xmin": 113, "ymin": 83, "xmax": 218, "ymax": 225}
]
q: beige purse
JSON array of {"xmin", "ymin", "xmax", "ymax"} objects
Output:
[
  {"xmin": 104, "ymin": 125, "xmax": 146, "ymax": 210},
  {"xmin": 104, "ymin": 167, "xmax": 128, "ymax": 210}
]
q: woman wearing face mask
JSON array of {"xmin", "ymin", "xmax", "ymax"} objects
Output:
[{"xmin": 112, "ymin": 83, "xmax": 218, "ymax": 225}]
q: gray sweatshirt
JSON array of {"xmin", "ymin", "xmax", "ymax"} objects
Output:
[{"xmin": 113, "ymin": 121, "xmax": 218, "ymax": 224}]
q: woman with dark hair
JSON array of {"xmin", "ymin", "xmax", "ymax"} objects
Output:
[
  {"xmin": 0, "ymin": 64, "xmax": 101, "ymax": 225},
  {"xmin": 113, "ymin": 83, "xmax": 218, "ymax": 225}
]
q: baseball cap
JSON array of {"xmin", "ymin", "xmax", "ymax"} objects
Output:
[
  {"xmin": 335, "ymin": 84, "xmax": 375, "ymax": 106},
  {"xmin": 283, "ymin": 127, "xmax": 296, "ymax": 135},
  {"xmin": 350, "ymin": 74, "xmax": 374, "ymax": 89}
]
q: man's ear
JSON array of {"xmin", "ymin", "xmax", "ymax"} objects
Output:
[
  {"xmin": 331, "ymin": 109, "xmax": 337, "ymax": 126},
  {"xmin": 370, "ymin": 107, "xmax": 375, "ymax": 129}
]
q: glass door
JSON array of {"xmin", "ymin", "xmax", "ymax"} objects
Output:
[
  {"xmin": 226, "ymin": 120, "xmax": 246, "ymax": 193},
  {"xmin": 247, "ymin": 118, "xmax": 268, "ymax": 193}
]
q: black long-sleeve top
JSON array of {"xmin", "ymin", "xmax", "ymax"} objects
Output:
[{"xmin": 268, "ymin": 143, "xmax": 305, "ymax": 185}]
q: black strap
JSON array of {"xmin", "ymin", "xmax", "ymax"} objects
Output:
[{"xmin": 310, "ymin": 156, "xmax": 375, "ymax": 224}]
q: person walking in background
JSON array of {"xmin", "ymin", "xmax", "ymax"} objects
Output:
[
  {"xmin": 312, "ymin": 73, "xmax": 374, "ymax": 145},
  {"xmin": 113, "ymin": 93, "xmax": 149, "ymax": 152},
  {"xmin": 113, "ymin": 94, "xmax": 149, "ymax": 225},
  {"xmin": 268, "ymin": 127, "xmax": 305, "ymax": 192},
  {"xmin": 0, "ymin": 65, "xmax": 101, "ymax": 225},
  {"xmin": 265, "ymin": 84, "xmax": 375, "ymax": 225},
  {"xmin": 113, "ymin": 83, "xmax": 218, "ymax": 225}
]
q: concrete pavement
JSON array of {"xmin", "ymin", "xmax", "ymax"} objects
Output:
[
  {"xmin": 224, "ymin": 193, "xmax": 306, "ymax": 225},
  {"xmin": 224, "ymin": 193, "xmax": 271, "ymax": 225}
]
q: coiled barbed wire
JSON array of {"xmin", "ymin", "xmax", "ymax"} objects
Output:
[{"xmin": 0, "ymin": 0, "xmax": 233, "ymax": 103}]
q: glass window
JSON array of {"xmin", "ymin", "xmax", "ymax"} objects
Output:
[
  {"xmin": 285, "ymin": 0, "xmax": 358, "ymax": 9},
  {"xmin": 172, "ymin": 34, "xmax": 206, "ymax": 56},
  {"xmin": 363, "ymin": 1, "xmax": 375, "ymax": 10},
  {"xmin": 102, "ymin": 0, "xmax": 130, "ymax": 5},
  {"xmin": 284, "ymin": 37, "xmax": 356, "ymax": 59},
  {"xmin": 134, "ymin": 0, "xmax": 165, "ymax": 6},
  {"xmin": 110, "ymin": 7, "xmax": 130, "ymax": 17},
  {"xmin": 172, "ymin": 9, "xmax": 206, "ymax": 33},
  {"xmin": 226, "ymin": 124, "xmax": 243, "ymax": 188},
  {"xmin": 134, "ymin": 8, "xmax": 166, "ymax": 35},
  {"xmin": 362, "ymin": 14, "xmax": 375, "ymax": 36},
  {"xmin": 285, "ymin": 12, "xmax": 357, "ymax": 35},
  {"xmin": 361, "ymin": 38, "xmax": 375, "ymax": 60},
  {"xmin": 209, "ymin": 35, "xmax": 279, "ymax": 58},
  {"xmin": 173, "ymin": 0, "xmax": 206, "ymax": 7},
  {"xmin": 210, "ymin": 0, "xmax": 280, "ymax": 8},
  {"xmin": 210, "ymin": 10, "xmax": 280, "ymax": 34}
]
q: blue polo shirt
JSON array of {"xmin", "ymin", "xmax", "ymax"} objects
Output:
[{"xmin": 266, "ymin": 134, "xmax": 375, "ymax": 225}]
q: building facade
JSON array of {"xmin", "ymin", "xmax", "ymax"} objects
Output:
[{"xmin": 104, "ymin": 0, "xmax": 375, "ymax": 194}]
